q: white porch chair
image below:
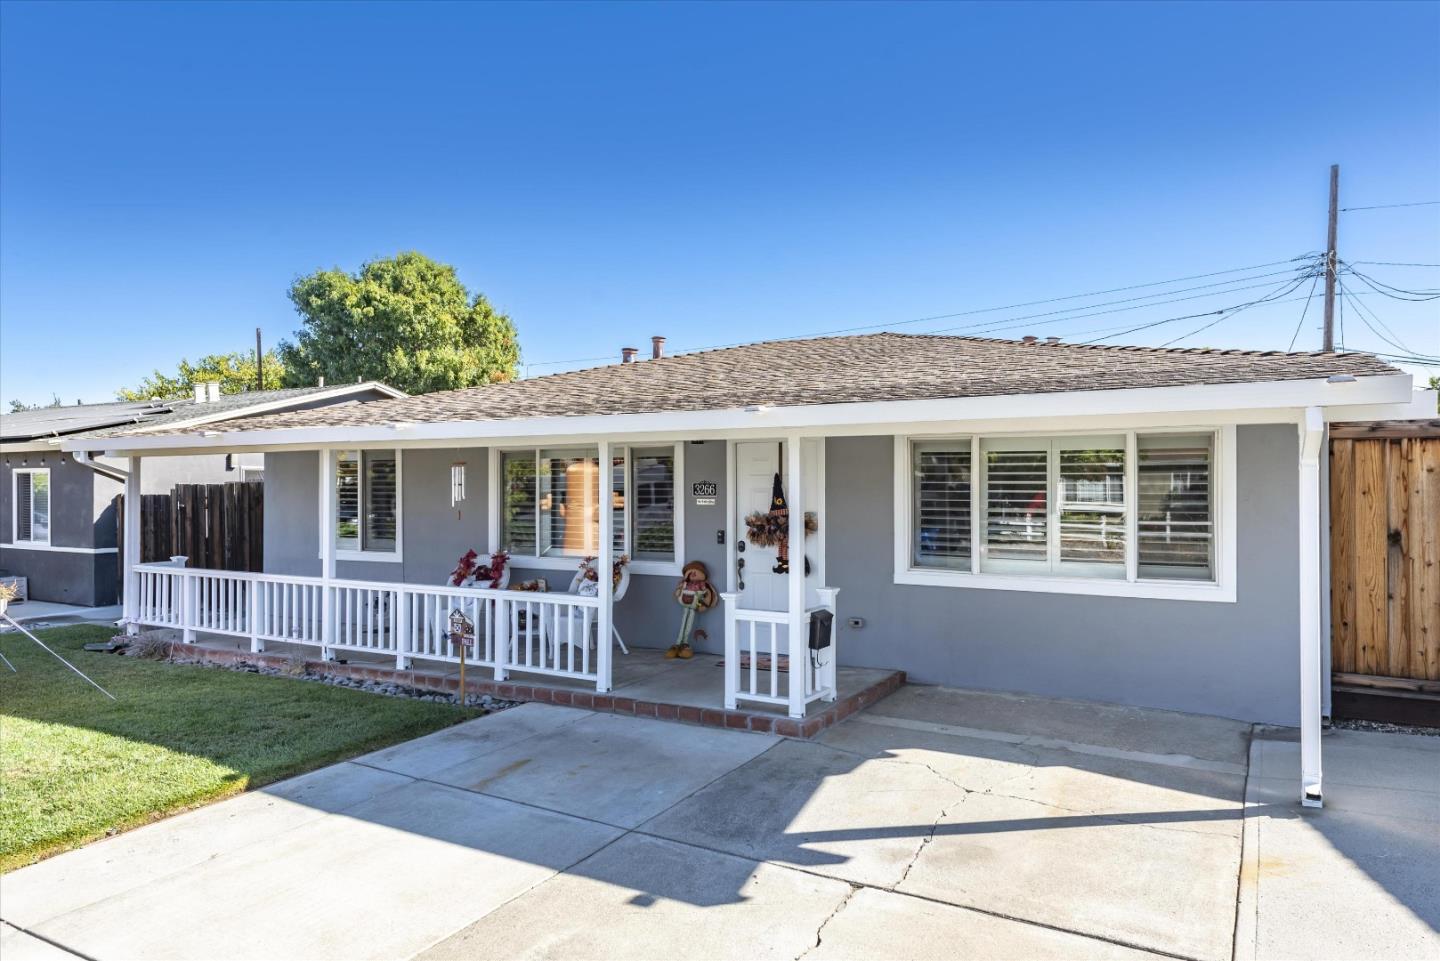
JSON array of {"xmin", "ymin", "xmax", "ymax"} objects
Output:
[{"xmin": 550, "ymin": 560, "xmax": 631, "ymax": 658}]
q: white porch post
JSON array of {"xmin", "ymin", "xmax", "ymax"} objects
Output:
[
  {"xmin": 122, "ymin": 456, "xmax": 143, "ymax": 635},
  {"xmin": 721, "ymin": 592, "xmax": 739, "ymax": 709},
  {"xmin": 318, "ymin": 450, "xmax": 337, "ymax": 661},
  {"xmin": 786, "ymin": 434, "xmax": 806, "ymax": 719},
  {"xmin": 1298, "ymin": 407, "xmax": 1325, "ymax": 808},
  {"xmin": 597, "ymin": 439, "xmax": 614, "ymax": 693}
]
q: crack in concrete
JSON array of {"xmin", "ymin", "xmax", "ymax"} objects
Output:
[{"xmin": 796, "ymin": 884, "xmax": 859, "ymax": 960}]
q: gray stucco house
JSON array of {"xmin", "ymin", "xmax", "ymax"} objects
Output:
[
  {"xmin": 1, "ymin": 382, "xmax": 402, "ymax": 606},
  {"xmin": 68, "ymin": 333, "xmax": 1434, "ymax": 807}
]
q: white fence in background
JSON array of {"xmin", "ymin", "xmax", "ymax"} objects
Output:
[
  {"xmin": 132, "ymin": 562, "xmax": 604, "ymax": 687},
  {"xmin": 721, "ymin": 588, "xmax": 839, "ymax": 717}
]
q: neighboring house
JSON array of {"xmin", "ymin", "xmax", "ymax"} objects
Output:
[
  {"xmin": 68, "ymin": 333, "xmax": 1435, "ymax": 807},
  {"xmin": 1, "ymin": 382, "xmax": 404, "ymax": 606}
]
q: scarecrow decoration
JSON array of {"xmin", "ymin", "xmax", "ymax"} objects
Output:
[
  {"xmin": 744, "ymin": 473, "xmax": 819, "ymax": 574},
  {"xmin": 669, "ymin": 560, "xmax": 717, "ymax": 659}
]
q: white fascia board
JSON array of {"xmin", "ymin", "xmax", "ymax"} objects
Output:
[
  {"xmin": 1323, "ymin": 389, "xmax": 1437, "ymax": 423},
  {"xmin": 69, "ymin": 373, "xmax": 1414, "ymax": 456}
]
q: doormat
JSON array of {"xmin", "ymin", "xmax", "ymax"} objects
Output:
[{"xmin": 717, "ymin": 654, "xmax": 790, "ymax": 672}]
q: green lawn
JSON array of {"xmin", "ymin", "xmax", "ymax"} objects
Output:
[{"xmin": 0, "ymin": 624, "xmax": 476, "ymax": 872}]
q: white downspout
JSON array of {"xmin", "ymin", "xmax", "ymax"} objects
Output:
[
  {"xmin": 73, "ymin": 449, "xmax": 129, "ymax": 484},
  {"xmin": 1298, "ymin": 407, "xmax": 1325, "ymax": 808}
]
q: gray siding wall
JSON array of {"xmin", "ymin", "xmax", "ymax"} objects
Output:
[
  {"xmin": 260, "ymin": 429, "xmax": 1301, "ymax": 723},
  {"xmin": 0, "ymin": 455, "xmax": 112, "ymax": 604},
  {"xmin": 826, "ymin": 425, "xmax": 1301, "ymax": 724}
]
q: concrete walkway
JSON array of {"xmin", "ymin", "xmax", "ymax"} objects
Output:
[{"xmin": 2, "ymin": 689, "xmax": 1435, "ymax": 960}]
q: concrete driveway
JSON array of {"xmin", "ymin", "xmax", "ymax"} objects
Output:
[{"xmin": 2, "ymin": 689, "xmax": 1435, "ymax": 961}]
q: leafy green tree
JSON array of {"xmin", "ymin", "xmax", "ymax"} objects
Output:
[
  {"xmin": 278, "ymin": 252, "xmax": 519, "ymax": 394},
  {"xmin": 1430, "ymin": 375, "xmax": 1439, "ymax": 413},
  {"xmin": 117, "ymin": 351, "xmax": 288, "ymax": 401},
  {"xmin": 8, "ymin": 394, "xmax": 63, "ymax": 412}
]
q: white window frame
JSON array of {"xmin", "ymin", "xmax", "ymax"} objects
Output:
[
  {"xmin": 326, "ymin": 448, "xmax": 403, "ymax": 563},
  {"xmin": 491, "ymin": 442, "xmax": 684, "ymax": 576},
  {"xmin": 11, "ymin": 467, "xmax": 52, "ymax": 546},
  {"xmin": 893, "ymin": 425, "xmax": 1236, "ymax": 602}
]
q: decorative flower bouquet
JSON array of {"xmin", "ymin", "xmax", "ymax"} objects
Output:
[
  {"xmin": 579, "ymin": 553, "xmax": 630, "ymax": 589},
  {"xmin": 449, "ymin": 549, "xmax": 509, "ymax": 588}
]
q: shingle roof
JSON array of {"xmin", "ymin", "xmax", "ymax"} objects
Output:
[{"xmin": 153, "ymin": 333, "xmax": 1403, "ymax": 435}]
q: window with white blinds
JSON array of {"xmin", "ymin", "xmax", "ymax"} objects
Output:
[
  {"xmin": 13, "ymin": 469, "xmax": 50, "ymax": 545},
  {"xmin": 911, "ymin": 440, "xmax": 972, "ymax": 571},
  {"xmin": 503, "ymin": 445, "xmax": 680, "ymax": 566},
  {"xmin": 501, "ymin": 452, "xmax": 538, "ymax": 554},
  {"xmin": 982, "ymin": 444, "xmax": 1050, "ymax": 570},
  {"xmin": 900, "ymin": 429, "xmax": 1223, "ymax": 595},
  {"xmin": 334, "ymin": 450, "xmax": 399, "ymax": 554},
  {"xmin": 1137, "ymin": 434, "xmax": 1214, "ymax": 580},
  {"xmin": 1057, "ymin": 442, "xmax": 1126, "ymax": 575}
]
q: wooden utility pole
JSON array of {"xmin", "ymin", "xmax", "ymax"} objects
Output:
[
  {"xmin": 1322, "ymin": 164, "xmax": 1339, "ymax": 352},
  {"xmin": 255, "ymin": 328, "xmax": 264, "ymax": 391}
]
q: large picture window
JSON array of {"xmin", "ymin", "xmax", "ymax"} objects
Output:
[
  {"xmin": 334, "ymin": 450, "xmax": 398, "ymax": 555},
  {"xmin": 501, "ymin": 444, "xmax": 680, "ymax": 569},
  {"xmin": 899, "ymin": 428, "xmax": 1226, "ymax": 599},
  {"xmin": 12, "ymin": 468, "xmax": 51, "ymax": 545}
]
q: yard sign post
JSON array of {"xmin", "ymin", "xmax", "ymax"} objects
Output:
[{"xmin": 449, "ymin": 608, "xmax": 474, "ymax": 704}]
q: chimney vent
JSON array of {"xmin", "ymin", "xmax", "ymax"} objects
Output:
[
  {"xmin": 621, "ymin": 347, "xmax": 638, "ymax": 364},
  {"xmin": 1045, "ymin": 336, "xmax": 1061, "ymax": 345},
  {"xmin": 651, "ymin": 335, "xmax": 666, "ymax": 360},
  {"xmin": 207, "ymin": 382, "xmax": 222, "ymax": 402},
  {"xmin": 1021, "ymin": 335, "xmax": 1039, "ymax": 345},
  {"xmin": 193, "ymin": 383, "xmax": 208, "ymax": 404}
]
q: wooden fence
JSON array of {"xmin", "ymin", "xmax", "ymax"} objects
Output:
[
  {"xmin": 116, "ymin": 482, "xmax": 264, "ymax": 596},
  {"xmin": 1329, "ymin": 420, "xmax": 1439, "ymax": 682}
]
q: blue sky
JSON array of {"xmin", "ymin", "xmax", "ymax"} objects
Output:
[{"xmin": 2, "ymin": 1, "xmax": 1436, "ymax": 405}]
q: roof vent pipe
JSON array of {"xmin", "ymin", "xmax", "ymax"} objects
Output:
[
  {"xmin": 622, "ymin": 347, "xmax": 638, "ymax": 364},
  {"xmin": 193, "ymin": 383, "xmax": 208, "ymax": 404},
  {"xmin": 207, "ymin": 382, "xmax": 222, "ymax": 402},
  {"xmin": 1021, "ymin": 335, "xmax": 1039, "ymax": 345},
  {"xmin": 1045, "ymin": 336, "xmax": 1061, "ymax": 344},
  {"xmin": 651, "ymin": 335, "xmax": 666, "ymax": 359}
]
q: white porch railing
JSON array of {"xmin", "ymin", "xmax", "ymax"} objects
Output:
[
  {"xmin": 133, "ymin": 562, "xmax": 605, "ymax": 688},
  {"xmin": 721, "ymin": 588, "xmax": 839, "ymax": 717}
]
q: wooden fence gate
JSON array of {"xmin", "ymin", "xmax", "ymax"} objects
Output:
[
  {"xmin": 116, "ymin": 481, "xmax": 264, "ymax": 597},
  {"xmin": 1329, "ymin": 420, "xmax": 1439, "ymax": 687}
]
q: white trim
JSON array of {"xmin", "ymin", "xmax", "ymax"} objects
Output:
[
  {"xmin": 725, "ymin": 439, "xmax": 737, "ymax": 594},
  {"xmin": 0, "ymin": 542, "xmax": 117, "ymax": 555},
  {"xmin": 323, "ymin": 448, "xmax": 403, "ymax": 561},
  {"xmin": 71, "ymin": 374, "xmax": 1414, "ymax": 455},
  {"xmin": 11, "ymin": 467, "xmax": 51, "ymax": 547},
  {"xmin": 894, "ymin": 425, "xmax": 1237, "ymax": 603}
]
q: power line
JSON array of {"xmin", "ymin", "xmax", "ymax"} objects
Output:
[
  {"xmin": 1338, "ymin": 279, "xmax": 1417, "ymax": 355},
  {"xmin": 1338, "ymin": 278, "xmax": 1421, "ymax": 354},
  {"xmin": 520, "ymin": 256, "xmax": 1315, "ymax": 374},
  {"xmin": 1341, "ymin": 265, "xmax": 1440, "ymax": 301},
  {"xmin": 923, "ymin": 271, "xmax": 1319, "ymax": 337},
  {"xmin": 1350, "ymin": 261, "xmax": 1440, "ymax": 268},
  {"xmin": 1287, "ymin": 272, "xmax": 1324, "ymax": 352},
  {"xmin": 1077, "ymin": 272, "xmax": 1318, "ymax": 345},
  {"xmin": 1340, "ymin": 200, "xmax": 1440, "ymax": 212},
  {"xmin": 1158, "ymin": 274, "xmax": 1318, "ymax": 348}
]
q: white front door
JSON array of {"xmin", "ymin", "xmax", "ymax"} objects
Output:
[
  {"xmin": 734, "ymin": 439, "xmax": 825, "ymax": 613},
  {"xmin": 735, "ymin": 441, "xmax": 787, "ymax": 611}
]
